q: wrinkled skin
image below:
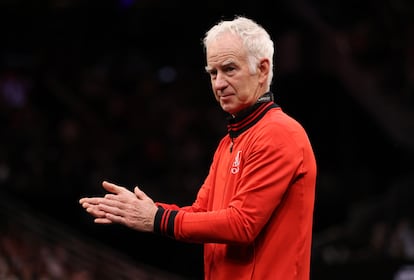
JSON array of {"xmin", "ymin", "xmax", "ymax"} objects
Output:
[{"xmin": 79, "ymin": 181, "xmax": 158, "ymax": 232}]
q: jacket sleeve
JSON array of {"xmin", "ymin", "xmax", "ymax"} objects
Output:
[
  {"xmin": 153, "ymin": 140, "xmax": 222, "ymax": 229},
  {"xmin": 153, "ymin": 183, "xmax": 210, "ymax": 238},
  {"xmin": 154, "ymin": 179, "xmax": 210, "ymax": 213},
  {"xmin": 154, "ymin": 121, "xmax": 308, "ymax": 244}
]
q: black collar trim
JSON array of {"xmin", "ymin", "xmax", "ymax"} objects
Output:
[{"xmin": 227, "ymin": 92, "xmax": 279, "ymax": 138}]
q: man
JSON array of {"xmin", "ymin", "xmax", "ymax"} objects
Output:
[{"xmin": 80, "ymin": 15, "xmax": 317, "ymax": 280}]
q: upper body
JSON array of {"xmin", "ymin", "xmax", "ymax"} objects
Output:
[
  {"xmin": 156, "ymin": 97, "xmax": 317, "ymax": 279},
  {"xmin": 79, "ymin": 16, "xmax": 317, "ymax": 280}
]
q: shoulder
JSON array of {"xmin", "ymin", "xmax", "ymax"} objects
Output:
[
  {"xmin": 249, "ymin": 107, "xmax": 311, "ymax": 152},
  {"xmin": 260, "ymin": 107, "xmax": 306, "ymax": 135}
]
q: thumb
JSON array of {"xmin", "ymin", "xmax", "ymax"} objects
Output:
[{"xmin": 134, "ymin": 186, "xmax": 147, "ymax": 200}]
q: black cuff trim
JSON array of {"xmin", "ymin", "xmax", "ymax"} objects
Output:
[
  {"xmin": 166, "ymin": 210, "xmax": 178, "ymax": 238},
  {"xmin": 153, "ymin": 206, "xmax": 178, "ymax": 239},
  {"xmin": 153, "ymin": 206, "xmax": 164, "ymax": 235}
]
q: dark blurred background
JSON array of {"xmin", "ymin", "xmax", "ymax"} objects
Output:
[{"xmin": 1, "ymin": 0, "xmax": 413, "ymax": 279}]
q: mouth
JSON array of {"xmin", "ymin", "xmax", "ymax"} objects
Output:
[
  {"xmin": 218, "ymin": 93, "xmax": 234, "ymax": 99},
  {"xmin": 219, "ymin": 95, "xmax": 233, "ymax": 103}
]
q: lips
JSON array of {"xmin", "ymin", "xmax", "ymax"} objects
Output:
[
  {"xmin": 219, "ymin": 93, "xmax": 234, "ymax": 99},
  {"xmin": 219, "ymin": 95, "xmax": 233, "ymax": 102}
]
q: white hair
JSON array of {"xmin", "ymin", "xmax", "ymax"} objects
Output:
[{"xmin": 203, "ymin": 16, "xmax": 274, "ymax": 90}]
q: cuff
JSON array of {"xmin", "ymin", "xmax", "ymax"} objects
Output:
[{"xmin": 153, "ymin": 206, "xmax": 178, "ymax": 238}]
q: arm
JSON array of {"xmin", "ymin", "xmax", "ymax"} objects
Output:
[
  {"xmin": 155, "ymin": 146, "xmax": 219, "ymax": 213},
  {"xmin": 155, "ymin": 121, "xmax": 308, "ymax": 244},
  {"xmin": 79, "ymin": 173, "xmax": 213, "ymax": 230}
]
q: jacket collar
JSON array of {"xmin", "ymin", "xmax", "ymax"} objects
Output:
[{"xmin": 227, "ymin": 92, "xmax": 279, "ymax": 139}]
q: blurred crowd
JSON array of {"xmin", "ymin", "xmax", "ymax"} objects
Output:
[
  {"xmin": 0, "ymin": 0, "xmax": 414, "ymax": 278},
  {"xmin": 0, "ymin": 195, "xmax": 186, "ymax": 280}
]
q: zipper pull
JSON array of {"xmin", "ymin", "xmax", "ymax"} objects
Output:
[{"xmin": 230, "ymin": 139, "xmax": 233, "ymax": 153}]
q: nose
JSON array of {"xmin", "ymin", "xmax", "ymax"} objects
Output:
[{"xmin": 213, "ymin": 73, "xmax": 227, "ymax": 90}]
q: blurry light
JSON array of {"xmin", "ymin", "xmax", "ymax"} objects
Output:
[{"xmin": 394, "ymin": 265, "xmax": 414, "ymax": 280}]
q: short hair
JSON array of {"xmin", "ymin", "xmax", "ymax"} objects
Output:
[{"xmin": 203, "ymin": 16, "xmax": 274, "ymax": 90}]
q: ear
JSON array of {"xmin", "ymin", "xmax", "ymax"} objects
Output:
[{"xmin": 258, "ymin": 58, "xmax": 270, "ymax": 84}]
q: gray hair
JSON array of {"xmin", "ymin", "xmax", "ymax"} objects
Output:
[{"xmin": 203, "ymin": 16, "xmax": 274, "ymax": 90}]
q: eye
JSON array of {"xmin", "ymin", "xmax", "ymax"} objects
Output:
[
  {"xmin": 207, "ymin": 69, "xmax": 217, "ymax": 78},
  {"xmin": 224, "ymin": 66, "xmax": 235, "ymax": 72}
]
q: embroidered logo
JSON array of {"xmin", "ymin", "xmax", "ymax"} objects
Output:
[{"xmin": 231, "ymin": 150, "xmax": 242, "ymax": 174}]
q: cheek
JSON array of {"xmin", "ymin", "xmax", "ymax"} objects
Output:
[
  {"xmin": 237, "ymin": 90, "xmax": 251, "ymax": 103},
  {"xmin": 237, "ymin": 80, "xmax": 257, "ymax": 101}
]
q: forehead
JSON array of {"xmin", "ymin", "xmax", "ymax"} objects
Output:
[{"xmin": 206, "ymin": 33, "xmax": 246, "ymax": 66}]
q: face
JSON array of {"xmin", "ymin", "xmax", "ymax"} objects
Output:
[{"xmin": 205, "ymin": 32, "xmax": 269, "ymax": 115}]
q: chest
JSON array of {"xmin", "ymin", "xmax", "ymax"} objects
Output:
[{"xmin": 210, "ymin": 136, "xmax": 250, "ymax": 209}]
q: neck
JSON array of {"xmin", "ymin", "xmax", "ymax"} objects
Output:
[{"xmin": 231, "ymin": 91, "xmax": 274, "ymax": 118}]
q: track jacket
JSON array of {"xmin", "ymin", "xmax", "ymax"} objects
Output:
[{"xmin": 154, "ymin": 92, "xmax": 317, "ymax": 280}]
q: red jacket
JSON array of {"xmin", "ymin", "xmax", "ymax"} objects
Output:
[{"xmin": 155, "ymin": 98, "xmax": 317, "ymax": 280}]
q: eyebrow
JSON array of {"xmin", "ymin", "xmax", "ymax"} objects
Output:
[{"xmin": 205, "ymin": 59, "xmax": 236, "ymax": 73}]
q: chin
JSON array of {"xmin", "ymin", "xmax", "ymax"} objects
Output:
[
  {"xmin": 220, "ymin": 104, "xmax": 233, "ymax": 113},
  {"xmin": 223, "ymin": 108, "xmax": 238, "ymax": 116}
]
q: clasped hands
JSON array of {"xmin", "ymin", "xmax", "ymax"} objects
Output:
[{"xmin": 79, "ymin": 181, "xmax": 158, "ymax": 232}]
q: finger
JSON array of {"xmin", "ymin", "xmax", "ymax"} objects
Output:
[
  {"xmin": 102, "ymin": 180, "xmax": 126, "ymax": 195},
  {"xmin": 104, "ymin": 212, "xmax": 124, "ymax": 224},
  {"xmin": 134, "ymin": 186, "xmax": 147, "ymax": 200},
  {"xmin": 81, "ymin": 201, "xmax": 101, "ymax": 210},
  {"xmin": 79, "ymin": 197, "xmax": 94, "ymax": 204},
  {"xmin": 104, "ymin": 193, "xmax": 128, "ymax": 201},
  {"xmin": 84, "ymin": 206, "xmax": 107, "ymax": 219},
  {"xmin": 80, "ymin": 202, "xmax": 92, "ymax": 209},
  {"xmin": 79, "ymin": 197, "xmax": 105, "ymax": 206},
  {"xmin": 94, "ymin": 218, "xmax": 113, "ymax": 224},
  {"xmin": 97, "ymin": 203, "xmax": 122, "ymax": 217}
]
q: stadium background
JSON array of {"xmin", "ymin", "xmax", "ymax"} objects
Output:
[{"xmin": 1, "ymin": 0, "xmax": 413, "ymax": 279}]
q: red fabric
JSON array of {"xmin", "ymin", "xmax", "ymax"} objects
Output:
[{"xmin": 157, "ymin": 106, "xmax": 317, "ymax": 280}]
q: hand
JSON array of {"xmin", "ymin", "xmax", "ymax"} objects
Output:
[{"xmin": 79, "ymin": 181, "xmax": 158, "ymax": 232}]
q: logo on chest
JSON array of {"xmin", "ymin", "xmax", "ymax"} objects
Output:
[{"xmin": 231, "ymin": 150, "xmax": 242, "ymax": 174}]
